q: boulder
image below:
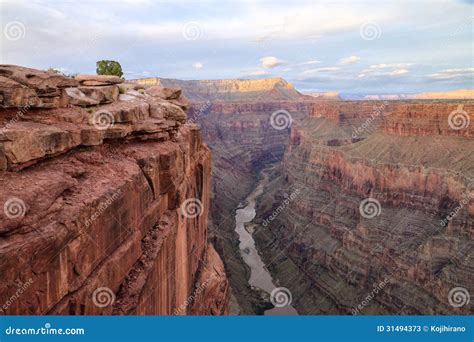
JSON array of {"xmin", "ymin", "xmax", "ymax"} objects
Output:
[
  {"xmin": 80, "ymin": 81, "xmax": 112, "ymax": 86},
  {"xmin": 0, "ymin": 121, "xmax": 81, "ymax": 165},
  {"xmin": 65, "ymin": 88, "xmax": 100, "ymax": 106},
  {"xmin": 0, "ymin": 65, "xmax": 76, "ymax": 108},
  {"xmin": 0, "ymin": 76, "xmax": 39, "ymax": 108},
  {"xmin": 75, "ymin": 74, "xmax": 123, "ymax": 85},
  {"xmin": 97, "ymin": 100, "xmax": 149, "ymax": 124},
  {"xmin": 78, "ymin": 85, "xmax": 119, "ymax": 104},
  {"xmin": 148, "ymin": 98, "xmax": 187, "ymax": 122},
  {"xmin": 170, "ymin": 96, "xmax": 190, "ymax": 111},
  {"xmin": 146, "ymin": 86, "xmax": 181, "ymax": 100},
  {"xmin": 0, "ymin": 65, "xmax": 78, "ymax": 93},
  {"xmin": 118, "ymin": 83, "xmax": 145, "ymax": 94}
]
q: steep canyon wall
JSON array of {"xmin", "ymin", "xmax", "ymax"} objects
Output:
[
  {"xmin": 191, "ymin": 100, "xmax": 312, "ymax": 313},
  {"xmin": 254, "ymin": 100, "xmax": 473, "ymax": 314},
  {"xmin": 0, "ymin": 65, "xmax": 229, "ymax": 315}
]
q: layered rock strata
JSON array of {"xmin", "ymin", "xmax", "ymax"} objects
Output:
[
  {"xmin": 192, "ymin": 101, "xmax": 310, "ymax": 313},
  {"xmin": 133, "ymin": 77, "xmax": 312, "ymax": 102},
  {"xmin": 0, "ymin": 65, "xmax": 229, "ymax": 315},
  {"xmin": 254, "ymin": 100, "xmax": 473, "ymax": 315}
]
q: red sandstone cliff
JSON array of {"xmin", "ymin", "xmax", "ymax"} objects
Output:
[{"xmin": 0, "ymin": 65, "xmax": 229, "ymax": 315}]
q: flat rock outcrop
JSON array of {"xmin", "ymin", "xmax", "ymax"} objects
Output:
[{"xmin": 0, "ymin": 65, "xmax": 229, "ymax": 315}]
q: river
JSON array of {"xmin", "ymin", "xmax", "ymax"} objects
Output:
[{"xmin": 234, "ymin": 169, "xmax": 298, "ymax": 315}]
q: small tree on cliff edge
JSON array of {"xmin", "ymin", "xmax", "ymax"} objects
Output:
[{"xmin": 96, "ymin": 60, "xmax": 123, "ymax": 77}]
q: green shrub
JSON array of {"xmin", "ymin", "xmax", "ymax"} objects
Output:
[{"xmin": 96, "ymin": 60, "xmax": 123, "ymax": 77}]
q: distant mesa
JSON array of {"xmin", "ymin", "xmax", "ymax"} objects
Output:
[
  {"xmin": 410, "ymin": 88, "xmax": 474, "ymax": 100},
  {"xmin": 343, "ymin": 88, "xmax": 474, "ymax": 100},
  {"xmin": 131, "ymin": 77, "xmax": 308, "ymax": 102},
  {"xmin": 302, "ymin": 91, "xmax": 341, "ymax": 100}
]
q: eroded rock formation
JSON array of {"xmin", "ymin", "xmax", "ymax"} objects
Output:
[
  {"xmin": 190, "ymin": 99, "xmax": 312, "ymax": 313},
  {"xmin": 133, "ymin": 77, "xmax": 312, "ymax": 102},
  {"xmin": 254, "ymin": 100, "xmax": 473, "ymax": 314},
  {"xmin": 0, "ymin": 65, "xmax": 229, "ymax": 315}
]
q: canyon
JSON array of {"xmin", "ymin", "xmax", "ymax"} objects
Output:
[
  {"xmin": 0, "ymin": 66, "xmax": 472, "ymax": 316},
  {"xmin": 0, "ymin": 65, "xmax": 229, "ymax": 315},
  {"xmin": 254, "ymin": 100, "xmax": 473, "ymax": 315},
  {"xmin": 176, "ymin": 79, "xmax": 473, "ymax": 315}
]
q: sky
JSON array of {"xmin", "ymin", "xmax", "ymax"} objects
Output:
[{"xmin": 0, "ymin": 0, "xmax": 472, "ymax": 94}]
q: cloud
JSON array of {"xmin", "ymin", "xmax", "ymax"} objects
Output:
[
  {"xmin": 299, "ymin": 60, "xmax": 321, "ymax": 65},
  {"xmin": 241, "ymin": 68, "xmax": 268, "ymax": 77},
  {"xmin": 389, "ymin": 69, "xmax": 409, "ymax": 76},
  {"xmin": 302, "ymin": 67, "xmax": 340, "ymax": 75},
  {"xmin": 429, "ymin": 68, "xmax": 474, "ymax": 80},
  {"xmin": 259, "ymin": 56, "xmax": 287, "ymax": 68},
  {"xmin": 359, "ymin": 63, "xmax": 412, "ymax": 78},
  {"xmin": 339, "ymin": 55, "xmax": 360, "ymax": 65},
  {"xmin": 193, "ymin": 62, "xmax": 204, "ymax": 70},
  {"xmin": 368, "ymin": 63, "xmax": 413, "ymax": 69}
]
